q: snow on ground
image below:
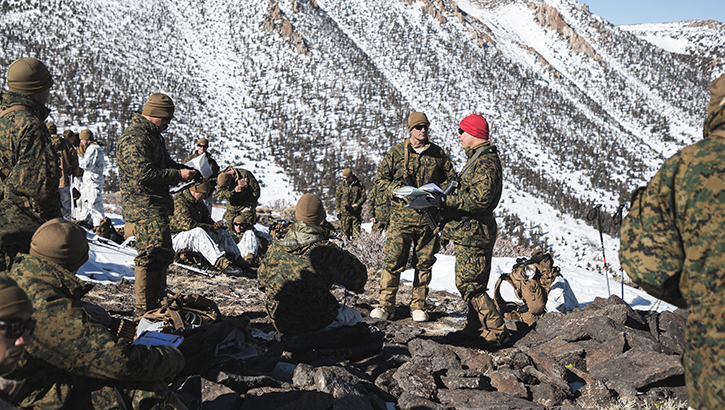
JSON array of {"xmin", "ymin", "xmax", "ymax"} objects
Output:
[{"xmin": 77, "ymin": 213, "xmax": 676, "ymax": 313}]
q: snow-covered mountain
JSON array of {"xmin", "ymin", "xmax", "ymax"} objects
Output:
[{"xmin": 1, "ymin": 0, "xmax": 723, "ymax": 272}]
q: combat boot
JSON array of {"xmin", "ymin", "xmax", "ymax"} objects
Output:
[{"xmin": 216, "ymin": 256, "xmax": 244, "ymax": 277}]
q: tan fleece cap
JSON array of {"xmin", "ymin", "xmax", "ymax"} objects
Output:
[
  {"xmin": 79, "ymin": 129, "xmax": 93, "ymax": 141},
  {"xmin": 0, "ymin": 274, "xmax": 33, "ymax": 318},
  {"xmin": 142, "ymin": 93, "xmax": 175, "ymax": 119},
  {"xmin": 708, "ymin": 74, "xmax": 725, "ymax": 117},
  {"xmin": 407, "ymin": 112, "xmax": 429, "ymax": 131},
  {"xmin": 30, "ymin": 218, "xmax": 89, "ymax": 272},
  {"xmin": 296, "ymin": 193, "xmax": 325, "ymax": 225},
  {"xmin": 7, "ymin": 58, "xmax": 53, "ymax": 95}
]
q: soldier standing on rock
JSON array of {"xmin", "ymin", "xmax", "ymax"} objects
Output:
[
  {"xmin": 0, "ymin": 58, "xmax": 61, "ymax": 271},
  {"xmin": 370, "ymin": 112, "xmax": 454, "ymax": 322},
  {"xmin": 442, "ymin": 114, "xmax": 509, "ymax": 347},
  {"xmin": 117, "ymin": 93, "xmax": 197, "ymax": 316}
]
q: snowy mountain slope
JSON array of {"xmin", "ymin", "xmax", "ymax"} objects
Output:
[{"xmin": 1, "ymin": 0, "xmax": 724, "ymax": 272}]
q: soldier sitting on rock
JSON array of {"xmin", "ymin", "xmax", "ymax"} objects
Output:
[
  {"xmin": 170, "ymin": 179, "xmax": 245, "ymax": 276},
  {"xmin": 257, "ymin": 193, "xmax": 367, "ymax": 335},
  {"xmin": 3, "ymin": 218, "xmax": 187, "ymax": 409}
]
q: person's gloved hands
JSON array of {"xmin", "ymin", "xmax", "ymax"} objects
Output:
[
  {"xmin": 429, "ymin": 193, "xmax": 446, "ymax": 208},
  {"xmin": 336, "ymin": 213, "xmax": 342, "ymax": 219},
  {"xmin": 212, "ymin": 221, "xmax": 226, "ymax": 231}
]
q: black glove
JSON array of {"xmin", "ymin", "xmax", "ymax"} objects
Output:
[
  {"xmin": 429, "ymin": 193, "xmax": 446, "ymax": 209},
  {"xmin": 345, "ymin": 205, "xmax": 355, "ymax": 214},
  {"xmin": 336, "ymin": 213, "xmax": 342, "ymax": 219}
]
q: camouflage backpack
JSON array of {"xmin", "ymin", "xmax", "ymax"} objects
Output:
[
  {"xmin": 494, "ymin": 252, "xmax": 561, "ymax": 325},
  {"xmin": 140, "ymin": 293, "xmax": 222, "ymax": 332}
]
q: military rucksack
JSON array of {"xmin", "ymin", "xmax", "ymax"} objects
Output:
[
  {"xmin": 140, "ymin": 293, "xmax": 222, "ymax": 332},
  {"xmin": 494, "ymin": 252, "xmax": 561, "ymax": 325}
]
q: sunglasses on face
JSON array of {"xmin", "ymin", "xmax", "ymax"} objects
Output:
[
  {"xmin": 458, "ymin": 128, "xmax": 465, "ymax": 135},
  {"xmin": 197, "ymin": 145, "xmax": 207, "ymax": 148},
  {"xmin": 0, "ymin": 318, "xmax": 35, "ymax": 339},
  {"xmin": 234, "ymin": 223, "xmax": 244, "ymax": 227},
  {"xmin": 413, "ymin": 124, "xmax": 428, "ymax": 131}
]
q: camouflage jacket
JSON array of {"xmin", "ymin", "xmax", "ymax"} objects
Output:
[
  {"xmin": 117, "ymin": 113, "xmax": 185, "ymax": 222},
  {"xmin": 375, "ymin": 138, "xmax": 454, "ymax": 226},
  {"xmin": 368, "ymin": 183, "xmax": 390, "ymax": 220},
  {"xmin": 5, "ymin": 254, "xmax": 184, "ymax": 408},
  {"xmin": 257, "ymin": 221, "xmax": 367, "ymax": 334},
  {"xmin": 442, "ymin": 141, "xmax": 502, "ymax": 247},
  {"xmin": 217, "ymin": 166, "xmax": 260, "ymax": 209},
  {"xmin": 335, "ymin": 176, "xmax": 366, "ymax": 216},
  {"xmin": 51, "ymin": 133, "xmax": 81, "ymax": 188},
  {"xmin": 0, "ymin": 91, "xmax": 61, "ymax": 220},
  {"xmin": 620, "ymin": 115, "xmax": 725, "ymax": 310},
  {"xmin": 170, "ymin": 188, "xmax": 214, "ymax": 234}
]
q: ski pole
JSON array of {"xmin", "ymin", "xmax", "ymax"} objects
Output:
[
  {"xmin": 613, "ymin": 203, "xmax": 627, "ymax": 300},
  {"xmin": 586, "ymin": 204, "xmax": 610, "ymax": 296}
]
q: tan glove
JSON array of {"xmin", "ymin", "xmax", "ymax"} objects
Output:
[{"xmin": 213, "ymin": 221, "xmax": 226, "ymax": 231}]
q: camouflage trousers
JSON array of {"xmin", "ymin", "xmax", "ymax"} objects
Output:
[
  {"xmin": 454, "ymin": 243, "xmax": 505, "ymax": 341},
  {"xmin": 683, "ymin": 304, "xmax": 725, "ymax": 410},
  {"xmin": 132, "ymin": 217, "xmax": 174, "ymax": 315},
  {"xmin": 378, "ymin": 218, "xmax": 439, "ymax": 315},
  {"xmin": 15, "ymin": 377, "xmax": 187, "ymax": 410},
  {"xmin": 339, "ymin": 214, "xmax": 361, "ymax": 239},
  {"xmin": 0, "ymin": 199, "xmax": 48, "ymax": 271}
]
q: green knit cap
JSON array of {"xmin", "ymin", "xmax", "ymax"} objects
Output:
[{"xmin": 0, "ymin": 274, "xmax": 33, "ymax": 318}]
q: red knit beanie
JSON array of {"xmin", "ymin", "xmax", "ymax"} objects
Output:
[{"xmin": 459, "ymin": 114, "xmax": 489, "ymax": 140}]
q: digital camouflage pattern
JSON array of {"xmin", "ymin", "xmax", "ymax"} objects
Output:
[
  {"xmin": 440, "ymin": 140, "xmax": 505, "ymax": 340},
  {"xmin": 116, "ymin": 112, "xmax": 185, "ymax": 223},
  {"xmin": 257, "ymin": 221, "xmax": 367, "ymax": 334},
  {"xmin": 117, "ymin": 113, "xmax": 185, "ymax": 313},
  {"xmin": 217, "ymin": 166, "xmax": 260, "ymax": 228},
  {"xmin": 442, "ymin": 141, "xmax": 502, "ymax": 298},
  {"xmin": 0, "ymin": 91, "xmax": 62, "ymax": 269},
  {"xmin": 369, "ymin": 183, "xmax": 390, "ymax": 231},
  {"xmin": 375, "ymin": 138, "xmax": 454, "ymax": 315},
  {"xmin": 170, "ymin": 188, "xmax": 214, "ymax": 234},
  {"xmin": 5, "ymin": 254, "xmax": 185, "ymax": 409},
  {"xmin": 619, "ymin": 100, "xmax": 725, "ymax": 409},
  {"xmin": 335, "ymin": 174, "xmax": 366, "ymax": 238}
]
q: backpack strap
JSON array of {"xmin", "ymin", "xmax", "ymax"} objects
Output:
[{"xmin": 0, "ymin": 105, "xmax": 29, "ymax": 118}]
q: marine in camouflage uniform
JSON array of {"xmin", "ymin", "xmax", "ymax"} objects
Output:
[
  {"xmin": 369, "ymin": 181, "xmax": 391, "ymax": 232},
  {"xmin": 619, "ymin": 74, "xmax": 725, "ymax": 410},
  {"xmin": 5, "ymin": 218, "xmax": 185, "ymax": 409},
  {"xmin": 170, "ymin": 180, "xmax": 243, "ymax": 275},
  {"xmin": 117, "ymin": 94, "xmax": 196, "ymax": 315},
  {"xmin": 47, "ymin": 122, "xmax": 82, "ymax": 218},
  {"xmin": 216, "ymin": 166, "xmax": 260, "ymax": 229},
  {"xmin": 442, "ymin": 114, "xmax": 506, "ymax": 344},
  {"xmin": 258, "ymin": 194, "xmax": 367, "ymax": 335},
  {"xmin": 0, "ymin": 58, "xmax": 61, "ymax": 272},
  {"xmin": 372, "ymin": 112, "xmax": 454, "ymax": 321},
  {"xmin": 335, "ymin": 168, "xmax": 367, "ymax": 239}
]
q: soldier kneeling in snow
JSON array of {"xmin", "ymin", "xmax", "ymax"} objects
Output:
[
  {"xmin": 494, "ymin": 252, "xmax": 578, "ymax": 325},
  {"xmin": 170, "ymin": 179, "xmax": 245, "ymax": 276}
]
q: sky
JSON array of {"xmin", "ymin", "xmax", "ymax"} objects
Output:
[{"xmin": 582, "ymin": 0, "xmax": 725, "ymax": 25}]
